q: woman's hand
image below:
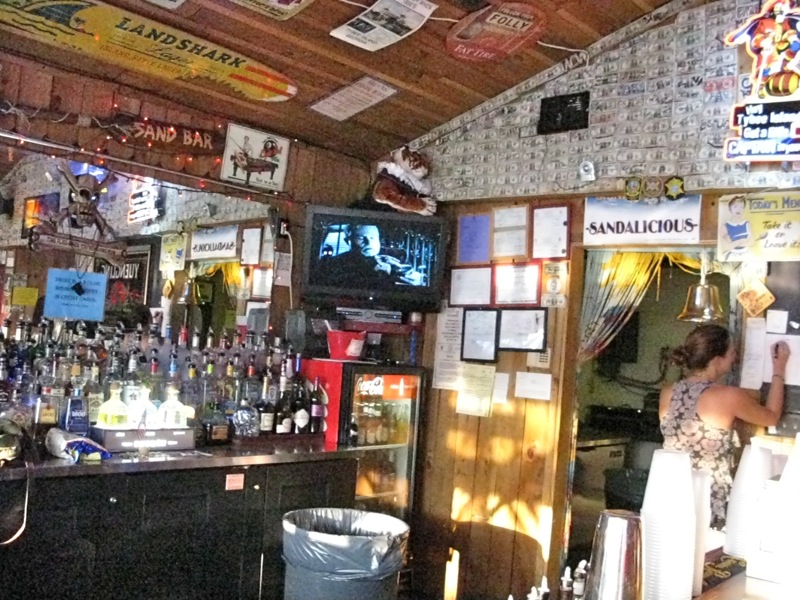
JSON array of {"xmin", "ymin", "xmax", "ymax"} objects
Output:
[{"xmin": 772, "ymin": 340, "xmax": 790, "ymax": 377}]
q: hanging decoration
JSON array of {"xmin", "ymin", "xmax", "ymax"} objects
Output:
[
  {"xmin": 725, "ymin": 0, "xmax": 800, "ymax": 161},
  {"xmin": 445, "ymin": 1, "xmax": 548, "ymax": 62},
  {"xmin": 0, "ymin": 1, "xmax": 297, "ymax": 102},
  {"xmin": 228, "ymin": 0, "xmax": 318, "ymax": 21},
  {"xmin": 28, "ymin": 162, "xmax": 126, "ymax": 264},
  {"xmin": 220, "ymin": 124, "xmax": 290, "ymax": 191},
  {"xmin": 330, "ymin": 0, "xmax": 438, "ymax": 52},
  {"xmin": 368, "ymin": 146, "xmax": 436, "ymax": 216}
]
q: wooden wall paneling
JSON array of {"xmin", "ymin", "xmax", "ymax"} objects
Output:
[
  {"xmin": 50, "ymin": 75, "xmax": 85, "ymax": 115},
  {"xmin": 80, "ymin": 81, "xmax": 116, "ymax": 120},
  {"xmin": 16, "ymin": 64, "xmax": 52, "ymax": 110},
  {"xmin": 484, "ymin": 355, "xmax": 529, "ymax": 598},
  {"xmin": 0, "ymin": 59, "xmax": 21, "ymax": 107},
  {"xmin": 285, "ymin": 146, "xmax": 318, "ymax": 207},
  {"xmin": 113, "ymin": 89, "xmax": 142, "ymax": 117},
  {"xmin": 139, "ymin": 101, "xmax": 167, "ymax": 123},
  {"xmin": 412, "ymin": 316, "xmax": 457, "ymax": 600}
]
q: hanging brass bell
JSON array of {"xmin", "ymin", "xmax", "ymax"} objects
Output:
[{"xmin": 677, "ymin": 282, "xmax": 726, "ymax": 323}]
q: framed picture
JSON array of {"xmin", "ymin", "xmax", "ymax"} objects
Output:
[
  {"xmin": 498, "ymin": 308, "xmax": 547, "ymax": 352},
  {"xmin": 457, "ymin": 212, "xmax": 492, "ymax": 265},
  {"xmin": 492, "ymin": 205, "xmax": 529, "ymax": 261},
  {"xmin": 251, "ymin": 267, "xmax": 273, "ymax": 299},
  {"xmin": 532, "ymin": 205, "xmax": 570, "ymax": 259},
  {"xmin": 220, "ymin": 123, "xmax": 290, "ymax": 192},
  {"xmin": 22, "ymin": 192, "xmax": 61, "ymax": 238},
  {"xmin": 450, "ymin": 267, "xmax": 492, "ymax": 306},
  {"xmin": 494, "ymin": 262, "xmax": 541, "ymax": 306},
  {"xmin": 461, "ymin": 308, "xmax": 499, "ymax": 363},
  {"xmin": 94, "ymin": 244, "xmax": 151, "ymax": 308}
]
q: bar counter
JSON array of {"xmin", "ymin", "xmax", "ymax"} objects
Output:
[{"xmin": 0, "ymin": 434, "xmax": 347, "ymax": 481}]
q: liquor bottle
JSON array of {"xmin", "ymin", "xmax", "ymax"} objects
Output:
[
  {"xmin": 204, "ymin": 328, "xmax": 215, "ymax": 353},
  {"xmin": 275, "ymin": 361, "xmax": 293, "ymax": 434},
  {"xmin": 231, "ymin": 396, "xmax": 259, "ymax": 439},
  {"xmin": 0, "ymin": 356, "xmax": 13, "ymax": 412},
  {"xmin": 181, "ymin": 363, "xmax": 203, "ymax": 444},
  {"xmin": 200, "ymin": 361, "xmax": 219, "ymax": 417},
  {"xmin": 255, "ymin": 374, "xmax": 276, "ymax": 435},
  {"xmin": 158, "ymin": 384, "xmax": 187, "ymax": 429},
  {"xmin": 83, "ymin": 363, "xmax": 104, "ymax": 425},
  {"xmin": 103, "ymin": 350, "xmax": 124, "ymax": 400},
  {"xmin": 203, "ymin": 400, "xmax": 230, "ymax": 445},
  {"xmin": 219, "ymin": 359, "xmax": 238, "ymax": 421},
  {"xmin": 291, "ymin": 376, "xmax": 310, "ymax": 434},
  {"xmin": 61, "ymin": 386, "xmax": 89, "ymax": 436},
  {"xmin": 144, "ymin": 350, "xmax": 164, "ymax": 408},
  {"xmin": 176, "ymin": 323, "xmax": 191, "ymax": 367},
  {"xmin": 96, "ymin": 382, "xmax": 128, "ymax": 429},
  {"xmin": 190, "ymin": 328, "xmax": 203, "ymax": 369},
  {"xmin": 39, "ymin": 348, "xmax": 65, "ymax": 428},
  {"xmin": 241, "ymin": 355, "xmax": 262, "ymax": 408},
  {"xmin": 122, "ymin": 351, "xmax": 142, "ymax": 408},
  {"xmin": 127, "ymin": 385, "xmax": 158, "ymax": 429},
  {"xmin": 157, "ymin": 323, "xmax": 173, "ymax": 377},
  {"xmin": 309, "ymin": 376, "xmax": 325, "ymax": 434}
]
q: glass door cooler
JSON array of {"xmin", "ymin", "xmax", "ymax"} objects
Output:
[{"xmin": 303, "ymin": 359, "xmax": 425, "ymax": 522}]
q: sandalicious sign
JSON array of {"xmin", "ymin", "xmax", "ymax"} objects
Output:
[
  {"xmin": 191, "ymin": 225, "xmax": 238, "ymax": 260},
  {"xmin": 583, "ymin": 196, "xmax": 702, "ymax": 245},
  {"xmin": 0, "ymin": 1, "xmax": 297, "ymax": 102}
]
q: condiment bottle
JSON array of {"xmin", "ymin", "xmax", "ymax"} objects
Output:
[
  {"xmin": 560, "ymin": 566, "xmax": 573, "ymax": 600},
  {"xmin": 573, "ymin": 560, "xmax": 587, "ymax": 599}
]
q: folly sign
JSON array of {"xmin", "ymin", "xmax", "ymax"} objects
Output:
[
  {"xmin": 583, "ymin": 196, "xmax": 702, "ymax": 246},
  {"xmin": 0, "ymin": 0, "xmax": 297, "ymax": 102}
]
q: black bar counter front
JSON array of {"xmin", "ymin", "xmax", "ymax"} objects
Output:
[{"xmin": 0, "ymin": 436, "xmax": 358, "ymax": 600}]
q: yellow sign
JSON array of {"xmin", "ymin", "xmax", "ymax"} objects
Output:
[
  {"xmin": 159, "ymin": 233, "xmax": 187, "ymax": 273},
  {"xmin": 718, "ymin": 193, "xmax": 800, "ymax": 261},
  {"xmin": 11, "ymin": 286, "xmax": 38, "ymax": 307},
  {"xmin": 229, "ymin": 0, "xmax": 318, "ymax": 21},
  {"xmin": 0, "ymin": 1, "xmax": 297, "ymax": 102}
]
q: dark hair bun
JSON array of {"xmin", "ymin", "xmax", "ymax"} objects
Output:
[{"xmin": 670, "ymin": 346, "xmax": 689, "ymax": 367}]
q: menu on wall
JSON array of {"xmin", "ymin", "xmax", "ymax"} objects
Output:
[{"xmin": 717, "ymin": 192, "xmax": 800, "ymax": 262}]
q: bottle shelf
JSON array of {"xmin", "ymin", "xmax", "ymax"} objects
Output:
[{"xmin": 345, "ymin": 443, "xmax": 407, "ymax": 452}]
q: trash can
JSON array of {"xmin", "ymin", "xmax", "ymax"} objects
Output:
[{"xmin": 282, "ymin": 508, "xmax": 409, "ymax": 600}]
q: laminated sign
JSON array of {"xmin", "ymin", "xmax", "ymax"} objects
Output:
[
  {"xmin": 191, "ymin": 225, "xmax": 239, "ymax": 261},
  {"xmin": 0, "ymin": 0, "xmax": 297, "ymax": 102},
  {"xmin": 446, "ymin": 1, "xmax": 548, "ymax": 62}
]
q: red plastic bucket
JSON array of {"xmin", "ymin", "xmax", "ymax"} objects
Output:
[{"xmin": 326, "ymin": 330, "xmax": 366, "ymax": 360}]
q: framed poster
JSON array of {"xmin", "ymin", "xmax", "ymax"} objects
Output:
[
  {"xmin": 22, "ymin": 193, "xmax": 61, "ymax": 238},
  {"xmin": 450, "ymin": 267, "xmax": 492, "ymax": 306},
  {"xmin": 532, "ymin": 206, "xmax": 569, "ymax": 259},
  {"xmin": 461, "ymin": 308, "xmax": 499, "ymax": 363},
  {"xmin": 94, "ymin": 245, "xmax": 151, "ymax": 308},
  {"xmin": 494, "ymin": 262, "xmax": 541, "ymax": 306},
  {"xmin": 498, "ymin": 308, "xmax": 547, "ymax": 351},
  {"xmin": 457, "ymin": 213, "xmax": 492, "ymax": 265},
  {"xmin": 220, "ymin": 123, "xmax": 290, "ymax": 192},
  {"xmin": 492, "ymin": 205, "xmax": 529, "ymax": 260}
]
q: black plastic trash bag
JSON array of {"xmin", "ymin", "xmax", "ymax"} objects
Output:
[{"xmin": 282, "ymin": 508, "xmax": 409, "ymax": 600}]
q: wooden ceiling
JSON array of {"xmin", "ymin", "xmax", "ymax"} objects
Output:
[{"xmin": 0, "ymin": 0, "xmax": 673, "ymax": 163}]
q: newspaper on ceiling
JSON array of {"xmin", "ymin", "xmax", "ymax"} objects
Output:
[{"xmin": 331, "ymin": 0, "xmax": 438, "ymax": 52}]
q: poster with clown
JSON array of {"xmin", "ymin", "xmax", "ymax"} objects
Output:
[{"xmin": 725, "ymin": 0, "xmax": 800, "ymax": 160}]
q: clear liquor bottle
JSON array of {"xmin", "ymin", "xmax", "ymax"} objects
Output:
[
  {"xmin": 121, "ymin": 351, "xmax": 143, "ymax": 408},
  {"xmin": 83, "ymin": 363, "xmax": 104, "ymax": 426},
  {"xmin": 203, "ymin": 399, "xmax": 230, "ymax": 445},
  {"xmin": 144, "ymin": 350, "xmax": 165, "ymax": 408},
  {"xmin": 181, "ymin": 363, "xmax": 203, "ymax": 445}
]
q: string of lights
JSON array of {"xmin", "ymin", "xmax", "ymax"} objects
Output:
[{"xmin": 0, "ymin": 129, "xmax": 308, "ymax": 206}]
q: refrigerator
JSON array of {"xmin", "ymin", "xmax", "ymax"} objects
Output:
[{"xmin": 302, "ymin": 359, "xmax": 425, "ymax": 522}]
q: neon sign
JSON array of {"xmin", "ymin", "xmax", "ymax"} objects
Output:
[{"xmin": 725, "ymin": 0, "xmax": 800, "ymax": 161}]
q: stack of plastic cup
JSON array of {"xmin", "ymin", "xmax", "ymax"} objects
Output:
[
  {"xmin": 724, "ymin": 444, "xmax": 773, "ymax": 559},
  {"xmin": 691, "ymin": 471, "xmax": 711, "ymax": 597},
  {"xmin": 641, "ymin": 449, "xmax": 696, "ymax": 600}
]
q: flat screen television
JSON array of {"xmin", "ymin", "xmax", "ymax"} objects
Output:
[{"xmin": 302, "ymin": 205, "xmax": 449, "ymax": 313}]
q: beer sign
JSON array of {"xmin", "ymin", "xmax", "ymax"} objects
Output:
[{"xmin": 446, "ymin": 2, "xmax": 548, "ymax": 62}]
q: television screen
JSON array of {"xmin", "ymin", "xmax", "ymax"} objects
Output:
[{"xmin": 302, "ymin": 205, "xmax": 448, "ymax": 313}]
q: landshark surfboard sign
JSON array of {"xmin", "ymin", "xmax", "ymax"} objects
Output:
[{"xmin": 0, "ymin": 0, "xmax": 297, "ymax": 102}]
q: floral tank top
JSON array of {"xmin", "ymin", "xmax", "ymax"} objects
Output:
[{"xmin": 660, "ymin": 380, "xmax": 736, "ymax": 529}]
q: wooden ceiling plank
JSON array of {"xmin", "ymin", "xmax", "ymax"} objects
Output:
[
  {"xmin": 51, "ymin": 75, "xmax": 86, "ymax": 116},
  {"xmin": 0, "ymin": 59, "xmax": 22, "ymax": 107}
]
